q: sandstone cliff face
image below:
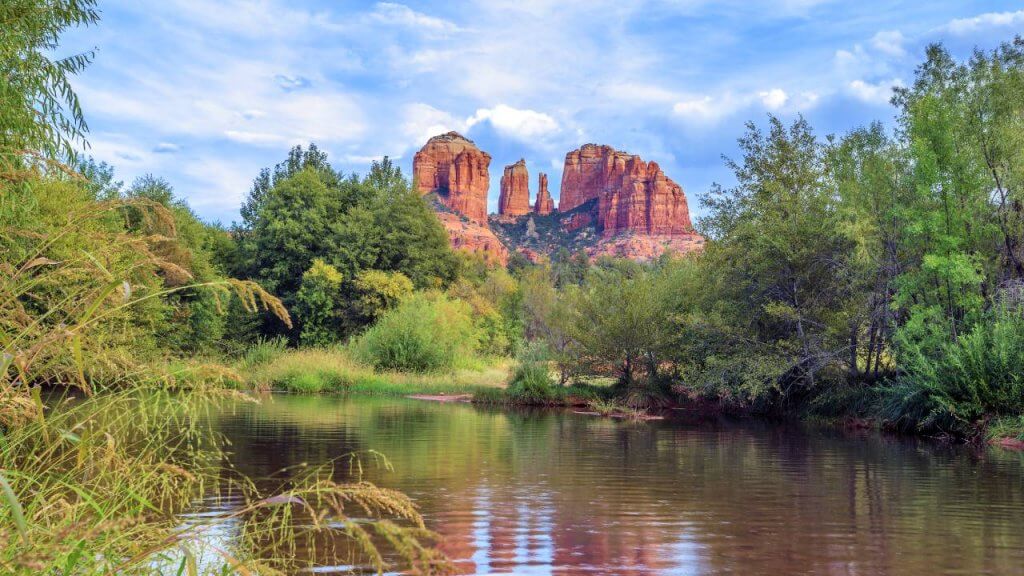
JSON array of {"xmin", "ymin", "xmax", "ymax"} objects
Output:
[
  {"xmin": 497, "ymin": 159, "xmax": 530, "ymax": 220},
  {"xmin": 558, "ymin": 144, "xmax": 695, "ymax": 238},
  {"xmin": 413, "ymin": 132, "xmax": 490, "ymax": 224},
  {"xmin": 558, "ymin": 144, "xmax": 622, "ymax": 212},
  {"xmin": 436, "ymin": 211, "xmax": 509, "ymax": 265},
  {"xmin": 414, "ymin": 133, "xmax": 702, "ymax": 265},
  {"xmin": 534, "ymin": 173, "xmax": 555, "ymax": 215}
]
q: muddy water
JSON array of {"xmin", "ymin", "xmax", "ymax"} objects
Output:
[{"xmin": 196, "ymin": 394, "xmax": 1024, "ymax": 575}]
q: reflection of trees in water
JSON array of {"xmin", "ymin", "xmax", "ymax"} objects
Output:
[{"xmin": 203, "ymin": 396, "xmax": 1024, "ymax": 575}]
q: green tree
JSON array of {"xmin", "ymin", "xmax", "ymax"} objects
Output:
[
  {"xmin": 1, "ymin": 0, "xmax": 98, "ymax": 162},
  {"xmin": 696, "ymin": 116, "xmax": 855, "ymax": 406},
  {"xmin": 566, "ymin": 265, "xmax": 681, "ymax": 389},
  {"xmin": 348, "ymin": 269, "xmax": 414, "ymax": 327},
  {"xmin": 236, "ymin": 151, "xmax": 459, "ymax": 340},
  {"xmin": 890, "ymin": 40, "xmax": 1024, "ymax": 352},
  {"xmin": 295, "ymin": 259, "xmax": 345, "ymax": 347}
]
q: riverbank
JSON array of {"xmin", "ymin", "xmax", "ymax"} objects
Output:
[
  {"xmin": 229, "ymin": 347, "xmax": 1024, "ymax": 450},
  {"xmin": 238, "ymin": 346, "xmax": 513, "ymax": 396}
]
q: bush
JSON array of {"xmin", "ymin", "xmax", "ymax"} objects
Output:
[
  {"xmin": 506, "ymin": 343, "xmax": 559, "ymax": 404},
  {"xmin": 350, "ymin": 292, "xmax": 477, "ymax": 373},
  {"xmin": 899, "ymin": 306, "xmax": 1024, "ymax": 433},
  {"xmin": 239, "ymin": 336, "xmax": 289, "ymax": 369}
]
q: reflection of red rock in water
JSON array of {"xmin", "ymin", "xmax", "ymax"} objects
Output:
[{"xmin": 413, "ymin": 132, "xmax": 491, "ymax": 224}]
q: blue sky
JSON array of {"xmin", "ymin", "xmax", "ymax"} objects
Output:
[{"xmin": 62, "ymin": 1, "xmax": 1024, "ymax": 224}]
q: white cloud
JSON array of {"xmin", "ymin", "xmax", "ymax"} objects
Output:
[
  {"xmin": 673, "ymin": 87, "xmax": 815, "ymax": 123},
  {"xmin": 371, "ymin": 3, "xmax": 459, "ymax": 35},
  {"xmin": 406, "ymin": 49, "xmax": 457, "ymax": 72},
  {"xmin": 153, "ymin": 142, "xmax": 180, "ymax": 153},
  {"xmin": 401, "ymin": 103, "xmax": 467, "ymax": 146},
  {"xmin": 224, "ymin": 130, "xmax": 290, "ymax": 145},
  {"xmin": 466, "ymin": 105, "xmax": 560, "ymax": 141},
  {"xmin": 343, "ymin": 154, "xmax": 393, "ymax": 165},
  {"xmin": 758, "ymin": 88, "xmax": 789, "ymax": 110},
  {"xmin": 673, "ymin": 95, "xmax": 729, "ymax": 122},
  {"xmin": 654, "ymin": 0, "xmax": 835, "ymax": 18},
  {"xmin": 274, "ymin": 74, "xmax": 311, "ymax": 91},
  {"xmin": 795, "ymin": 91, "xmax": 820, "ymax": 109},
  {"xmin": 77, "ymin": 64, "xmax": 366, "ymax": 150},
  {"xmin": 944, "ymin": 10, "xmax": 1024, "ymax": 35},
  {"xmin": 870, "ymin": 30, "xmax": 906, "ymax": 57},
  {"xmin": 834, "ymin": 45, "xmax": 868, "ymax": 71},
  {"xmin": 848, "ymin": 78, "xmax": 903, "ymax": 105},
  {"xmin": 180, "ymin": 157, "xmax": 258, "ymax": 211}
]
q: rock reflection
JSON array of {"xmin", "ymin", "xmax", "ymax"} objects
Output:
[{"xmin": 196, "ymin": 396, "xmax": 1024, "ymax": 575}]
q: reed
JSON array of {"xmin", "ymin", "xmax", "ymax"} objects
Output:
[
  {"xmin": 1, "ymin": 171, "xmax": 450, "ymax": 574},
  {"xmin": 0, "ymin": 388, "xmax": 454, "ymax": 574}
]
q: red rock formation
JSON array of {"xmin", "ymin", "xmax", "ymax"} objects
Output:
[
  {"xmin": 534, "ymin": 173, "xmax": 554, "ymax": 215},
  {"xmin": 436, "ymin": 211, "xmax": 509, "ymax": 265},
  {"xmin": 413, "ymin": 132, "xmax": 491, "ymax": 224},
  {"xmin": 558, "ymin": 144, "xmax": 621, "ymax": 212},
  {"xmin": 587, "ymin": 233, "xmax": 705, "ymax": 261},
  {"xmin": 561, "ymin": 211, "xmax": 594, "ymax": 232},
  {"xmin": 497, "ymin": 159, "xmax": 530, "ymax": 220},
  {"xmin": 558, "ymin": 144, "xmax": 695, "ymax": 238}
]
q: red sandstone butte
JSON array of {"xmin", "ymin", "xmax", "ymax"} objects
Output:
[
  {"xmin": 498, "ymin": 159, "xmax": 531, "ymax": 220},
  {"xmin": 559, "ymin": 143, "xmax": 696, "ymax": 238},
  {"xmin": 413, "ymin": 132, "xmax": 491, "ymax": 224},
  {"xmin": 534, "ymin": 173, "xmax": 555, "ymax": 215}
]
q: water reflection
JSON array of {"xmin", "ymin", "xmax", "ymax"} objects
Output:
[{"xmin": 201, "ymin": 395, "xmax": 1024, "ymax": 575}]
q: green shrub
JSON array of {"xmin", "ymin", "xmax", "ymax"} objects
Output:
[
  {"xmin": 899, "ymin": 306, "xmax": 1024, "ymax": 433},
  {"xmin": 506, "ymin": 344, "xmax": 559, "ymax": 404},
  {"xmin": 350, "ymin": 292, "xmax": 477, "ymax": 373},
  {"xmin": 295, "ymin": 259, "xmax": 345, "ymax": 346},
  {"xmin": 239, "ymin": 336, "xmax": 289, "ymax": 369}
]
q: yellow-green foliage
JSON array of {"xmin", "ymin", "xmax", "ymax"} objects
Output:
[
  {"xmin": 242, "ymin": 347, "xmax": 511, "ymax": 395},
  {"xmin": 350, "ymin": 292, "xmax": 478, "ymax": 373},
  {"xmin": 1, "ymin": 177, "xmax": 290, "ymax": 389},
  {"xmin": 0, "ymin": 388, "xmax": 453, "ymax": 574},
  {"xmin": 295, "ymin": 259, "xmax": 345, "ymax": 346},
  {"xmin": 353, "ymin": 269, "xmax": 414, "ymax": 320}
]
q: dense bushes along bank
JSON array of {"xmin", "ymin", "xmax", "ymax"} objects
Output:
[
  {"xmin": 6, "ymin": 4, "xmax": 1024, "ymax": 445},
  {"xmin": 4, "ymin": 3, "xmax": 1024, "ymax": 570}
]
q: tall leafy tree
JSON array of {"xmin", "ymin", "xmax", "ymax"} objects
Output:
[
  {"xmin": 237, "ymin": 150, "xmax": 458, "ymax": 340},
  {"xmin": 697, "ymin": 116, "xmax": 855, "ymax": 403},
  {"xmin": 1, "ymin": 0, "xmax": 98, "ymax": 163}
]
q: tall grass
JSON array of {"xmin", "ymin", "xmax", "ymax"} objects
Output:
[
  {"xmin": 242, "ymin": 347, "xmax": 511, "ymax": 395},
  {"xmin": 1, "ymin": 176, "xmax": 450, "ymax": 573},
  {"xmin": 504, "ymin": 343, "xmax": 559, "ymax": 405},
  {"xmin": 0, "ymin": 388, "xmax": 452, "ymax": 574}
]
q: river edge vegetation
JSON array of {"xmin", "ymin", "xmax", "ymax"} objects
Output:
[{"xmin": 3, "ymin": 0, "xmax": 1024, "ymax": 572}]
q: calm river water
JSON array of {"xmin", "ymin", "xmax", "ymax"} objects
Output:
[{"xmin": 193, "ymin": 394, "xmax": 1024, "ymax": 575}]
